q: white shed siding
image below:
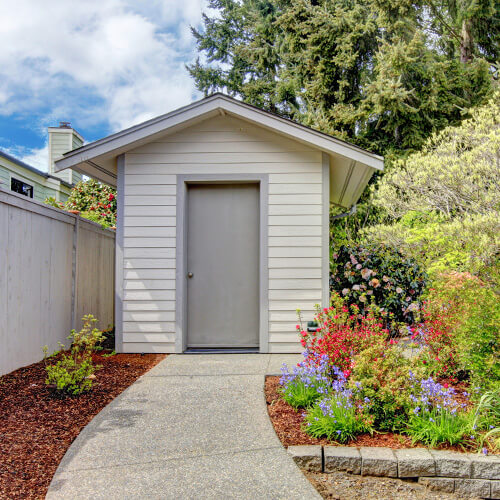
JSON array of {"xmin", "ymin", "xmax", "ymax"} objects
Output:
[{"xmin": 121, "ymin": 115, "xmax": 325, "ymax": 353}]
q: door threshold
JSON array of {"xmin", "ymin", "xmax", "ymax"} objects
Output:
[{"xmin": 184, "ymin": 348, "xmax": 259, "ymax": 354}]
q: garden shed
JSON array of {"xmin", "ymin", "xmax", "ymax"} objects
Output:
[{"xmin": 55, "ymin": 94, "xmax": 383, "ymax": 354}]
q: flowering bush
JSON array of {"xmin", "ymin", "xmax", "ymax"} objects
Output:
[
  {"xmin": 298, "ymin": 293, "xmax": 389, "ymax": 373},
  {"xmin": 303, "ymin": 366, "xmax": 373, "ymax": 442},
  {"xmin": 330, "ymin": 244, "xmax": 427, "ymax": 326},
  {"xmin": 416, "ymin": 272, "xmax": 500, "ymax": 387},
  {"xmin": 279, "ymin": 352, "xmax": 331, "ymax": 408},
  {"xmin": 46, "ymin": 179, "xmax": 117, "ymax": 227},
  {"xmin": 349, "ymin": 337, "xmax": 425, "ymax": 430}
]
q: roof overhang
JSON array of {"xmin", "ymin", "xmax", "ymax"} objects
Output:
[{"xmin": 55, "ymin": 93, "xmax": 383, "ymax": 207}]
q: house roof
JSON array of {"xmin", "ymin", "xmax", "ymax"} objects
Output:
[
  {"xmin": 0, "ymin": 150, "xmax": 73, "ymax": 189},
  {"xmin": 55, "ymin": 93, "xmax": 383, "ymax": 207}
]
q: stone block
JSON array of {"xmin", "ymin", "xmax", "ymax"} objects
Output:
[
  {"xmin": 287, "ymin": 445, "xmax": 322, "ymax": 472},
  {"xmin": 324, "ymin": 446, "xmax": 361, "ymax": 474},
  {"xmin": 360, "ymin": 447, "xmax": 398, "ymax": 477},
  {"xmin": 471, "ymin": 455, "xmax": 500, "ymax": 480},
  {"xmin": 395, "ymin": 448, "xmax": 435, "ymax": 478},
  {"xmin": 418, "ymin": 477, "xmax": 455, "ymax": 493},
  {"xmin": 455, "ymin": 478, "xmax": 491, "ymax": 498},
  {"xmin": 430, "ymin": 450, "xmax": 472, "ymax": 478},
  {"xmin": 491, "ymin": 480, "xmax": 500, "ymax": 499}
]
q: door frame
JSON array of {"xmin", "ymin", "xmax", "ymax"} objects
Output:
[{"xmin": 175, "ymin": 174, "xmax": 269, "ymax": 353}]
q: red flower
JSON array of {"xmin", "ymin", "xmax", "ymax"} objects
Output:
[{"xmin": 108, "ymin": 193, "xmax": 115, "ymax": 201}]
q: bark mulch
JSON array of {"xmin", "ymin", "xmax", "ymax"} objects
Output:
[{"xmin": 0, "ymin": 352, "xmax": 165, "ymax": 500}]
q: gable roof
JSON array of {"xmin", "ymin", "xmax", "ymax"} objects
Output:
[{"xmin": 55, "ymin": 93, "xmax": 383, "ymax": 207}]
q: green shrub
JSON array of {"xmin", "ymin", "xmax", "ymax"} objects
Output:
[
  {"xmin": 349, "ymin": 337, "xmax": 426, "ymax": 430},
  {"xmin": 330, "ymin": 244, "xmax": 427, "ymax": 326},
  {"xmin": 424, "ymin": 273, "xmax": 499, "ymax": 388},
  {"xmin": 44, "ymin": 315, "xmax": 104, "ymax": 396}
]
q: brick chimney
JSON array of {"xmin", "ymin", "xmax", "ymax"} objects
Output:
[{"xmin": 48, "ymin": 122, "xmax": 84, "ymax": 185}]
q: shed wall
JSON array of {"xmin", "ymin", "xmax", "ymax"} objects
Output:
[{"xmin": 121, "ymin": 115, "xmax": 326, "ymax": 353}]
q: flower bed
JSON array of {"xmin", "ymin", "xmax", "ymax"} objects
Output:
[
  {"xmin": 0, "ymin": 351, "xmax": 165, "ymax": 499},
  {"xmin": 274, "ymin": 287, "xmax": 499, "ymax": 455}
]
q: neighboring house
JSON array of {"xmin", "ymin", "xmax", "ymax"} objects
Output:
[
  {"xmin": 0, "ymin": 122, "xmax": 83, "ymax": 202},
  {"xmin": 55, "ymin": 93, "xmax": 383, "ymax": 354}
]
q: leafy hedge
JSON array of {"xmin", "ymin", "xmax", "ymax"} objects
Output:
[{"xmin": 330, "ymin": 245, "xmax": 427, "ymax": 325}]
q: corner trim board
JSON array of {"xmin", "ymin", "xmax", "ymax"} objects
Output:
[
  {"xmin": 322, "ymin": 153, "xmax": 330, "ymax": 308},
  {"xmin": 115, "ymin": 155, "xmax": 125, "ymax": 352}
]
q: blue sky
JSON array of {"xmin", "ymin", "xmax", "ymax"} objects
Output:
[{"xmin": 0, "ymin": 0, "xmax": 209, "ymax": 171}]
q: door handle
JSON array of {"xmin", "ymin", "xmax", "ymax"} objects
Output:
[{"xmin": 187, "ymin": 272, "xmax": 193, "ymax": 278}]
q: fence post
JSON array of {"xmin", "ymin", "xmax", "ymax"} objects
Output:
[{"xmin": 70, "ymin": 215, "xmax": 79, "ymax": 331}]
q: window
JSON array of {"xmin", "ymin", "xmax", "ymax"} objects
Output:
[{"xmin": 11, "ymin": 177, "xmax": 34, "ymax": 198}]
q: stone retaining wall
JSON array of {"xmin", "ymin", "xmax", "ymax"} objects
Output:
[{"xmin": 287, "ymin": 446, "xmax": 500, "ymax": 499}]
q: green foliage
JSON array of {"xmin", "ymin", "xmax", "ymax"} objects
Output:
[
  {"xmin": 331, "ymin": 244, "xmax": 427, "ymax": 325},
  {"xmin": 366, "ymin": 93, "xmax": 500, "ymax": 283},
  {"xmin": 473, "ymin": 390, "xmax": 500, "ymax": 452},
  {"xmin": 280, "ymin": 378, "xmax": 324, "ymax": 409},
  {"xmin": 304, "ymin": 392, "xmax": 373, "ymax": 442},
  {"xmin": 349, "ymin": 338, "xmax": 425, "ymax": 430},
  {"xmin": 424, "ymin": 273, "xmax": 500, "ymax": 389},
  {"xmin": 45, "ymin": 179, "xmax": 117, "ymax": 227},
  {"xmin": 407, "ymin": 407, "xmax": 475, "ymax": 447},
  {"xmin": 189, "ymin": 0, "xmax": 495, "ymax": 156},
  {"xmin": 44, "ymin": 315, "xmax": 104, "ymax": 396}
]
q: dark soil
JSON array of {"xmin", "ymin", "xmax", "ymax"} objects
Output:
[{"xmin": 0, "ymin": 351, "xmax": 165, "ymax": 499}]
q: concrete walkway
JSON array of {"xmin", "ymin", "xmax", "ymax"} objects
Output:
[{"xmin": 47, "ymin": 354, "xmax": 320, "ymax": 500}]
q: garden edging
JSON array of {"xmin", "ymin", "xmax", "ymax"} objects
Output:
[{"xmin": 287, "ymin": 445, "xmax": 500, "ymax": 498}]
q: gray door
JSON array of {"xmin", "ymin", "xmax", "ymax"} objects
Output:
[{"xmin": 186, "ymin": 183, "xmax": 260, "ymax": 348}]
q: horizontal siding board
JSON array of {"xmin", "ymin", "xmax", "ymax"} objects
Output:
[
  {"xmin": 269, "ymin": 268, "xmax": 321, "ymax": 279},
  {"xmin": 125, "ymin": 174, "xmax": 176, "ymax": 185},
  {"xmin": 124, "ymin": 215, "xmax": 176, "ymax": 226},
  {"xmin": 268, "ymin": 342, "xmax": 302, "ymax": 353},
  {"xmin": 126, "ymin": 151, "xmax": 321, "ymax": 164},
  {"xmin": 269, "ymin": 333, "xmax": 301, "ymax": 343},
  {"xmin": 124, "ymin": 280, "xmax": 175, "ymax": 290},
  {"xmin": 270, "ymin": 300, "xmax": 321, "ymax": 310},
  {"xmin": 124, "ymin": 195, "xmax": 176, "ymax": 206},
  {"xmin": 122, "ymin": 321, "xmax": 175, "ymax": 333},
  {"xmin": 269, "ymin": 194, "xmax": 321, "ymax": 205},
  {"xmin": 123, "ymin": 300, "xmax": 175, "ymax": 311},
  {"xmin": 122, "ymin": 342, "xmax": 175, "ymax": 353},
  {"xmin": 124, "ymin": 206, "xmax": 176, "ymax": 217},
  {"xmin": 124, "ymin": 248, "xmax": 176, "ymax": 258},
  {"xmin": 269, "ymin": 225, "xmax": 322, "ymax": 237},
  {"xmin": 269, "ymin": 204, "xmax": 322, "ymax": 215},
  {"xmin": 269, "ymin": 173, "xmax": 322, "ymax": 184},
  {"xmin": 269, "ymin": 247, "xmax": 322, "ymax": 258},
  {"xmin": 123, "ymin": 226, "xmax": 176, "ymax": 238},
  {"xmin": 124, "ymin": 237, "xmax": 176, "ymax": 248},
  {"xmin": 123, "ymin": 312, "xmax": 175, "ymax": 322},
  {"xmin": 124, "ymin": 258, "xmax": 175, "ymax": 269},
  {"xmin": 269, "ymin": 311, "xmax": 302, "ymax": 322},
  {"xmin": 269, "ymin": 183, "xmax": 322, "ymax": 194},
  {"xmin": 269, "ymin": 289, "xmax": 322, "ymax": 300},
  {"xmin": 123, "ymin": 333, "xmax": 176, "ymax": 343},
  {"xmin": 269, "ymin": 236, "xmax": 321, "ymax": 247},
  {"xmin": 125, "ymin": 185, "xmax": 176, "ymax": 195},
  {"xmin": 269, "ymin": 278, "xmax": 322, "ymax": 289},
  {"xmin": 269, "ymin": 215, "xmax": 321, "ymax": 226},
  {"xmin": 269, "ymin": 257, "xmax": 321, "ymax": 268},
  {"xmin": 124, "ymin": 163, "xmax": 322, "ymax": 175},
  {"xmin": 124, "ymin": 269, "xmax": 176, "ymax": 280}
]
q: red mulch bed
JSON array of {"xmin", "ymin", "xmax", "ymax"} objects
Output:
[
  {"xmin": 0, "ymin": 351, "xmax": 165, "ymax": 499},
  {"xmin": 265, "ymin": 375, "xmax": 472, "ymax": 452}
]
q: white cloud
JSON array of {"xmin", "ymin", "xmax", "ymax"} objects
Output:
[{"xmin": 0, "ymin": 0, "xmax": 209, "ymax": 151}]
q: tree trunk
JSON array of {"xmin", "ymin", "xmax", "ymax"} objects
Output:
[{"xmin": 460, "ymin": 18, "xmax": 473, "ymax": 64}]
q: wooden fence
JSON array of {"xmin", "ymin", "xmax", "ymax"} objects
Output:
[{"xmin": 0, "ymin": 188, "xmax": 115, "ymax": 376}]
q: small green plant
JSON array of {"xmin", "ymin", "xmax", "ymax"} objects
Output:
[
  {"xmin": 407, "ymin": 407, "xmax": 474, "ymax": 448},
  {"xmin": 44, "ymin": 315, "xmax": 104, "ymax": 396},
  {"xmin": 472, "ymin": 389, "xmax": 500, "ymax": 452},
  {"xmin": 304, "ymin": 369, "xmax": 373, "ymax": 442}
]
